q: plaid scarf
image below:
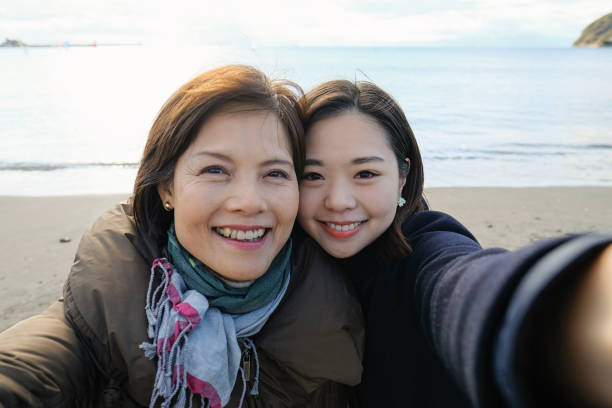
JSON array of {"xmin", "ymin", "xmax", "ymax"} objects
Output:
[
  {"xmin": 140, "ymin": 239, "xmax": 291, "ymax": 407},
  {"xmin": 166, "ymin": 224, "xmax": 290, "ymax": 314}
]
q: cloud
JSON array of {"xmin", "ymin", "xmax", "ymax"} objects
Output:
[
  {"xmin": 459, "ymin": 0, "xmax": 610, "ymax": 33},
  {"xmin": 1, "ymin": 0, "xmax": 611, "ymax": 46}
]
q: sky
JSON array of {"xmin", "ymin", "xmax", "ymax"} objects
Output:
[{"xmin": 1, "ymin": 0, "xmax": 610, "ymax": 47}]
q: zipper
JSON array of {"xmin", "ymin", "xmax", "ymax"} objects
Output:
[{"xmin": 242, "ymin": 348, "xmax": 252, "ymax": 382}]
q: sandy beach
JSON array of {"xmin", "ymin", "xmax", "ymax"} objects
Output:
[{"xmin": 1, "ymin": 187, "xmax": 611, "ymax": 332}]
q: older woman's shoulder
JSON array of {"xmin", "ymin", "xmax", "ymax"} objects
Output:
[
  {"xmin": 255, "ymin": 235, "xmax": 364, "ymax": 392},
  {"xmin": 78, "ymin": 200, "xmax": 159, "ymax": 263},
  {"xmin": 62, "ymin": 201, "xmax": 157, "ymax": 406},
  {"xmin": 66, "ymin": 201, "xmax": 156, "ymax": 298},
  {"xmin": 64, "ymin": 199, "xmax": 154, "ymax": 320}
]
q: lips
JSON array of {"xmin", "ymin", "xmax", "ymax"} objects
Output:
[
  {"xmin": 319, "ymin": 220, "xmax": 365, "ymax": 238},
  {"xmin": 324, "ymin": 221, "xmax": 362, "ymax": 232},
  {"xmin": 214, "ymin": 226, "xmax": 267, "ymax": 242},
  {"xmin": 213, "ymin": 225, "xmax": 271, "ymax": 250}
]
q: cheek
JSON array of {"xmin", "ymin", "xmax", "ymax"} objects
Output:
[
  {"xmin": 276, "ymin": 185, "xmax": 299, "ymax": 226},
  {"xmin": 175, "ymin": 189, "xmax": 210, "ymax": 225},
  {"xmin": 173, "ymin": 206, "xmax": 210, "ymax": 248},
  {"xmin": 172, "ymin": 184, "xmax": 219, "ymax": 247},
  {"xmin": 362, "ymin": 183, "xmax": 398, "ymax": 219},
  {"xmin": 298, "ymin": 188, "xmax": 318, "ymax": 221}
]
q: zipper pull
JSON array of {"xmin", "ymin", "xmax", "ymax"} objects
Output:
[{"xmin": 242, "ymin": 349, "xmax": 252, "ymax": 382}]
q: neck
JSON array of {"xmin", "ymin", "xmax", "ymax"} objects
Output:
[{"xmin": 218, "ymin": 276, "xmax": 255, "ymax": 288}]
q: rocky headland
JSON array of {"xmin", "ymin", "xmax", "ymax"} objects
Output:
[
  {"xmin": 1, "ymin": 38, "xmax": 141, "ymax": 48},
  {"xmin": 574, "ymin": 12, "xmax": 612, "ymax": 47},
  {"xmin": 0, "ymin": 38, "xmax": 26, "ymax": 47}
]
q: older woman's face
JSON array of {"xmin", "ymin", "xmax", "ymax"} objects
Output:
[
  {"xmin": 298, "ymin": 112, "xmax": 405, "ymax": 258},
  {"xmin": 159, "ymin": 110, "xmax": 298, "ymax": 282}
]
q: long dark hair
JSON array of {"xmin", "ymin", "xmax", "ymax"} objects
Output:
[
  {"xmin": 132, "ymin": 65, "xmax": 304, "ymax": 247},
  {"xmin": 301, "ymin": 80, "xmax": 424, "ymax": 259}
]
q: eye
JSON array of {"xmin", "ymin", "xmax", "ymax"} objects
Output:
[
  {"xmin": 200, "ymin": 165, "xmax": 226, "ymax": 175},
  {"xmin": 267, "ymin": 169, "xmax": 290, "ymax": 179},
  {"xmin": 355, "ymin": 170, "xmax": 378, "ymax": 179},
  {"xmin": 302, "ymin": 172, "xmax": 323, "ymax": 181}
]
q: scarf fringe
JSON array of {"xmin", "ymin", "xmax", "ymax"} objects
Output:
[
  {"xmin": 141, "ymin": 259, "xmax": 197, "ymax": 408},
  {"xmin": 140, "ymin": 258, "xmax": 284, "ymax": 408}
]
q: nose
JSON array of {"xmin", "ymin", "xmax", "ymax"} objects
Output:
[
  {"xmin": 324, "ymin": 179, "xmax": 357, "ymax": 212},
  {"xmin": 224, "ymin": 176, "xmax": 268, "ymax": 214}
]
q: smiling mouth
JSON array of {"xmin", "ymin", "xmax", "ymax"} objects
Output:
[
  {"xmin": 322, "ymin": 221, "xmax": 364, "ymax": 232},
  {"xmin": 318, "ymin": 220, "xmax": 366, "ymax": 238},
  {"xmin": 214, "ymin": 227, "xmax": 269, "ymax": 242}
]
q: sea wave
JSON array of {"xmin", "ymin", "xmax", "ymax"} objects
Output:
[
  {"xmin": 425, "ymin": 142, "xmax": 612, "ymax": 161},
  {"xmin": 0, "ymin": 161, "xmax": 139, "ymax": 171},
  {"xmin": 505, "ymin": 143, "xmax": 612, "ymax": 150}
]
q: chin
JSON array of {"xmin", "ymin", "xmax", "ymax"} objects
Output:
[
  {"xmin": 215, "ymin": 263, "xmax": 267, "ymax": 282},
  {"xmin": 324, "ymin": 244, "xmax": 359, "ymax": 259}
]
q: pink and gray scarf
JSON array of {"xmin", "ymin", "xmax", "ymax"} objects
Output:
[{"xmin": 139, "ymin": 236, "xmax": 291, "ymax": 408}]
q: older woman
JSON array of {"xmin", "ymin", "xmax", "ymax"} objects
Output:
[{"xmin": 0, "ymin": 66, "xmax": 363, "ymax": 407}]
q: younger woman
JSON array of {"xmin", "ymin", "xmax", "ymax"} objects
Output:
[{"xmin": 298, "ymin": 80, "xmax": 612, "ymax": 408}]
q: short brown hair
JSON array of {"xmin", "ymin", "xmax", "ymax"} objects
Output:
[
  {"xmin": 301, "ymin": 80, "xmax": 424, "ymax": 260},
  {"xmin": 133, "ymin": 65, "xmax": 304, "ymax": 246}
]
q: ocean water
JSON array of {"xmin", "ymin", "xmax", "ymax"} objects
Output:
[{"xmin": 1, "ymin": 45, "xmax": 611, "ymax": 195}]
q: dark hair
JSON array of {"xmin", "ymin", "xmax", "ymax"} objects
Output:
[
  {"xmin": 300, "ymin": 80, "xmax": 424, "ymax": 259},
  {"xmin": 133, "ymin": 65, "xmax": 304, "ymax": 247}
]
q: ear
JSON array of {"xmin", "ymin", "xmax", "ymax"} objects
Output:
[
  {"xmin": 157, "ymin": 180, "xmax": 174, "ymax": 209},
  {"xmin": 398, "ymin": 158, "xmax": 410, "ymax": 195}
]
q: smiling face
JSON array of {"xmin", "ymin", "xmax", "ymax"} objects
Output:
[
  {"xmin": 158, "ymin": 110, "xmax": 298, "ymax": 282},
  {"xmin": 298, "ymin": 112, "xmax": 406, "ymax": 258}
]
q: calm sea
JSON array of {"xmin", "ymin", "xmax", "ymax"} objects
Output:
[{"xmin": 1, "ymin": 45, "xmax": 611, "ymax": 195}]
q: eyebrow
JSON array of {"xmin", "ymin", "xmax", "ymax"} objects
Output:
[
  {"xmin": 304, "ymin": 159, "xmax": 323, "ymax": 166},
  {"xmin": 193, "ymin": 151, "xmax": 231, "ymax": 161},
  {"xmin": 352, "ymin": 156, "xmax": 384, "ymax": 165},
  {"xmin": 193, "ymin": 151, "xmax": 293, "ymax": 167},
  {"xmin": 261, "ymin": 159, "xmax": 294, "ymax": 167},
  {"xmin": 304, "ymin": 156, "xmax": 385, "ymax": 166}
]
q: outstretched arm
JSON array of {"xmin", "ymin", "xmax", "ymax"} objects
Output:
[{"xmin": 403, "ymin": 211, "xmax": 612, "ymax": 407}]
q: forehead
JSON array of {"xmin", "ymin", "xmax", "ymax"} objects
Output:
[
  {"xmin": 190, "ymin": 110, "xmax": 292, "ymax": 156},
  {"xmin": 306, "ymin": 112, "xmax": 394, "ymax": 159}
]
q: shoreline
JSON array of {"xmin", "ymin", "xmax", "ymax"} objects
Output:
[{"xmin": 1, "ymin": 187, "xmax": 611, "ymax": 331}]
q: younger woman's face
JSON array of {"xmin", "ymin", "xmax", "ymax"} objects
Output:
[{"xmin": 298, "ymin": 112, "xmax": 406, "ymax": 258}]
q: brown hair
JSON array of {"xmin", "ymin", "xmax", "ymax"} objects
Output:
[
  {"xmin": 301, "ymin": 80, "xmax": 424, "ymax": 260},
  {"xmin": 133, "ymin": 65, "xmax": 304, "ymax": 246}
]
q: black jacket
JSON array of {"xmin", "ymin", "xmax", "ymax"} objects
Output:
[
  {"xmin": 0, "ymin": 203, "xmax": 364, "ymax": 407},
  {"xmin": 347, "ymin": 210, "xmax": 612, "ymax": 408}
]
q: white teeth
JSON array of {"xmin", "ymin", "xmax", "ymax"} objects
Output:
[
  {"xmin": 325, "ymin": 222, "xmax": 361, "ymax": 231},
  {"xmin": 215, "ymin": 227, "xmax": 266, "ymax": 242}
]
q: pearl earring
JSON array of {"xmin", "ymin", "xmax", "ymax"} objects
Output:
[
  {"xmin": 398, "ymin": 197, "xmax": 406, "ymax": 208},
  {"xmin": 164, "ymin": 202, "xmax": 174, "ymax": 211}
]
